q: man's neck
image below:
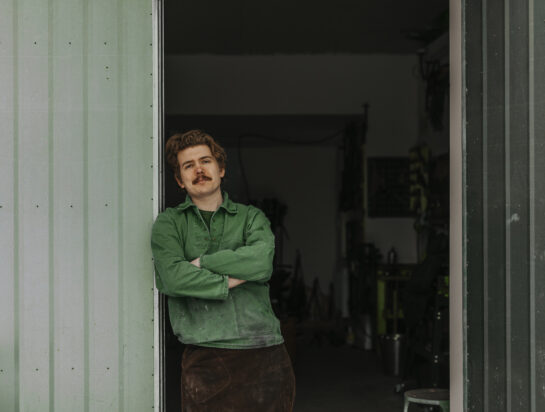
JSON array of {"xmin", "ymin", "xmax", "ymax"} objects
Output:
[{"xmin": 191, "ymin": 191, "xmax": 223, "ymax": 212}]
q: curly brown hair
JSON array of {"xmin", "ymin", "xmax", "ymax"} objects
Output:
[{"xmin": 165, "ymin": 129, "xmax": 227, "ymax": 181}]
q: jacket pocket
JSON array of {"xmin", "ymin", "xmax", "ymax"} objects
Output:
[
  {"xmin": 169, "ymin": 297, "xmax": 240, "ymax": 344},
  {"xmin": 232, "ymin": 284, "xmax": 280, "ymax": 338}
]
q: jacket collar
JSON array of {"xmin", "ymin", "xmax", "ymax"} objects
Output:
[{"xmin": 176, "ymin": 191, "xmax": 238, "ymax": 214}]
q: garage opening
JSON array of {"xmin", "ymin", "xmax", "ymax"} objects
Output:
[{"xmin": 160, "ymin": 1, "xmax": 450, "ymax": 410}]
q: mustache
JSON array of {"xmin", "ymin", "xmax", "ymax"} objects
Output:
[{"xmin": 192, "ymin": 175, "xmax": 211, "ymax": 184}]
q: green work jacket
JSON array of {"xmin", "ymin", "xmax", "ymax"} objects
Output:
[{"xmin": 151, "ymin": 192, "xmax": 283, "ymax": 349}]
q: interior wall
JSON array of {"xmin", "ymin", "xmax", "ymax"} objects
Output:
[
  {"xmin": 165, "ymin": 54, "xmax": 418, "ymax": 119},
  {"xmin": 224, "ymin": 146, "xmax": 338, "ymax": 289},
  {"xmin": 165, "ymin": 54, "xmax": 421, "ymax": 281},
  {"xmin": 164, "ymin": 0, "xmax": 448, "ymax": 55}
]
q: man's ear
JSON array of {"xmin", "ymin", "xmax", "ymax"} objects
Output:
[
  {"xmin": 175, "ymin": 175, "xmax": 185, "ymax": 189},
  {"xmin": 220, "ymin": 168, "xmax": 225, "ymax": 178}
]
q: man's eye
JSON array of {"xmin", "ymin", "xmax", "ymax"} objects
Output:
[
  {"xmin": 184, "ymin": 164, "xmax": 192, "ymax": 170},
  {"xmin": 202, "ymin": 159, "xmax": 210, "ymax": 163}
]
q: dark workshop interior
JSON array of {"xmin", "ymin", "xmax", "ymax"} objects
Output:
[{"xmin": 162, "ymin": 1, "xmax": 450, "ymax": 410}]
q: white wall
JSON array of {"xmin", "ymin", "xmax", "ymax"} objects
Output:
[{"xmin": 166, "ymin": 54, "xmax": 420, "ymax": 285}]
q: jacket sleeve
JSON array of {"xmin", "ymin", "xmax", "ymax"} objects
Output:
[
  {"xmin": 151, "ymin": 211, "xmax": 229, "ymax": 300},
  {"xmin": 199, "ymin": 208, "xmax": 275, "ymax": 283}
]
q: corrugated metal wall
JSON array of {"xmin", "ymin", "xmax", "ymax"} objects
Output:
[
  {"xmin": 465, "ymin": 0, "xmax": 545, "ymax": 411},
  {"xmin": 0, "ymin": 1, "xmax": 155, "ymax": 411}
]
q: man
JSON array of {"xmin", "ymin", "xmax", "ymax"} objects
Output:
[{"xmin": 151, "ymin": 129, "xmax": 295, "ymax": 411}]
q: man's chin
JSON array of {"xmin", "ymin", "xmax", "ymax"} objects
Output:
[{"xmin": 188, "ymin": 185, "xmax": 221, "ymax": 199}]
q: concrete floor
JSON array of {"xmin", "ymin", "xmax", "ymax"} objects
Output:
[{"xmin": 293, "ymin": 345, "xmax": 406, "ymax": 412}]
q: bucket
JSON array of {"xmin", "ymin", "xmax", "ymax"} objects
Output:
[{"xmin": 379, "ymin": 333, "xmax": 406, "ymax": 376}]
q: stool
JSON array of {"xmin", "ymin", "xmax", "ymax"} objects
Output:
[{"xmin": 403, "ymin": 388, "xmax": 449, "ymax": 412}]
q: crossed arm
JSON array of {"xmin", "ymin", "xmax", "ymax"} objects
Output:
[
  {"xmin": 151, "ymin": 208, "xmax": 274, "ymax": 300},
  {"xmin": 190, "ymin": 257, "xmax": 247, "ymax": 289}
]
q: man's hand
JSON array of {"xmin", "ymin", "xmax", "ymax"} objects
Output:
[
  {"xmin": 191, "ymin": 257, "xmax": 243, "ymax": 289},
  {"xmin": 228, "ymin": 277, "xmax": 246, "ymax": 289},
  {"xmin": 190, "ymin": 257, "xmax": 243, "ymax": 289}
]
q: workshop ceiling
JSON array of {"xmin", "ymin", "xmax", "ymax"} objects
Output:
[{"xmin": 165, "ymin": 0, "xmax": 448, "ymax": 55}]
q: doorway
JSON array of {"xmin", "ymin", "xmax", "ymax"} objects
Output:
[{"xmin": 157, "ymin": 1, "xmax": 453, "ymax": 410}]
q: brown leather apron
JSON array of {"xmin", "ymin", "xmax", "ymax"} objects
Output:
[{"xmin": 181, "ymin": 344, "xmax": 296, "ymax": 411}]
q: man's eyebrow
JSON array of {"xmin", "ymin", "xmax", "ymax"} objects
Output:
[{"xmin": 181, "ymin": 156, "xmax": 212, "ymax": 167}]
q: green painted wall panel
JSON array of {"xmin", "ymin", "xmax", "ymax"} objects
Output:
[
  {"xmin": 18, "ymin": 1, "xmax": 51, "ymax": 410},
  {"xmin": 0, "ymin": 0, "xmax": 155, "ymax": 410},
  {"xmin": 533, "ymin": 1, "xmax": 545, "ymax": 410},
  {"xmin": 120, "ymin": 1, "xmax": 155, "ymax": 410},
  {"xmin": 0, "ymin": 0, "xmax": 17, "ymax": 410},
  {"xmin": 465, "ymin": 0, "xmax": 545, "ymax": 410},
  {"xmin": 464, "ymin": 0, "xmax": 485, "ymax": 408},
  {"xmin": 483, "ymin": 1, "xmax": 508, "ymax": 409},
  {"xmin": 52, "ymin": 1, "xmax": 86, "ymax": 410}
]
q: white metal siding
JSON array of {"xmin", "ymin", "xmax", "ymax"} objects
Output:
[{"xmin": 0, "ymin": 1, "xmax": 155, "ymax": 410}]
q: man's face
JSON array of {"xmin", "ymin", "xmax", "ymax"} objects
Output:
[{"xmin": 176, "ymin": 145, "xmax": 225, "ymax": 200}]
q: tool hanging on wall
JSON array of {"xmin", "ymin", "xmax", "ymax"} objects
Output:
[
  {"xmin": 417, "ymin": 49, "xmax": 449, "ymax": 131},
  {"xmin": 306, "ymin": 278, "xmax": 325, "ymax": 321},
  {"xmin": 339, "ymin": 104, "xmax": 369, "ymax": 211},
  {"xmin": 409, "ymin": 144, "xmax": 431, "ymax": 261},
  {"xmin": 409, "ymin": 144, "xmax": 430, "ymax": 222},
  {"xmin": 287, "ymin": 250, "xmax": 307, "ymax": 319},
  {"xmin": 256, "ymin": 198, "xmax": 288, "ymax": 266}
]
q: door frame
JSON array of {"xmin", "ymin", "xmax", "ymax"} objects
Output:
[
  {"xmin": 151, "ymin": 0, "xmax": 466, "ymax": 410},
  {"xmin": 449, "ymin": 0, "xmax": 465, "ymax": 411},
  {"xmin": 152, "ymin": 0, "xmax": 165, "ymax": 411}
]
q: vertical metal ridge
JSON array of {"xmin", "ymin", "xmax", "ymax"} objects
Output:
[
  {"xmin": 482, "ymin": 0, "xmax": 489, "ymax": 410},
  {"xmin": 528, "ymin": 0, "xmax": 536, "ymax": 410},
  {"xmin": 504, "ymin": 0, "xmax": 512, "ymax": 410},
  {"xmin": 117, "ymin": 0, "xmax": 125, "ymax": 410},
  {"xmin": 460, "ymin": 0, "xmax": 468, "ymax": 408},
  {"xmin": 82, "ymin": 1, "xmax": 90, "ymax": 411},
  {"xmin": 47, "ymin": 0, "xmax": 55, "ymax": 410},
  {"xmin": 152, "ymin": 0, "xmax": 165, "ymax": 409},
  {"xmin": 12, "ymin": 0, "xmax": 20, "ymax": 409}
]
